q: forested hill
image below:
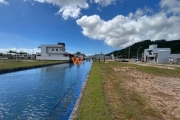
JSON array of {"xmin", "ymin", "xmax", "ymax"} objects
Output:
[{"xmin": 106, "ymin": 39, "xmax": 180, "ymax": 58}]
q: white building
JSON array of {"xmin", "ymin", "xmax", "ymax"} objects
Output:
[
  {"xmin": 36, "ymin": 43, "xmax": 70, "ymax": 60},
  {"xmin": 144, "ymin": 44, "xmax": 180, "ymax": 63},
  {"xmin": 111, "ymin": 54, "xmax": 114, "ymax": 60}
]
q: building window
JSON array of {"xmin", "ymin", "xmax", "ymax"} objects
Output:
[
  {"xmin": 56, "ymin": 49, "xmax": 58, "ymax": 51},
  {"xmin": 52, "ymin": 49, "xmax": 54, "ymax": 51}
]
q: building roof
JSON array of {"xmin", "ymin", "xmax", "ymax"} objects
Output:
[
  {"xmin": 93, "ymin": 54, "xmax": 104, "ymax": 56},
  {"xmin": 57, "ymin": 42, "xmax": 65, "ymax": 46},
  {"xmin": 169, "ymin": 56, "xmax": 180, "ymax": 58},
  {"xmin": 157, "ymin": 50, "xmax": 170, "ymax": 52}
]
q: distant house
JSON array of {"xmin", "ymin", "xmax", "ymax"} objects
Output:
[
  {"xmin": 144, "ymin": 44, "xmax": 180, "ymax": 63},
  {"xmin": 168, "ymin": 55, "xmax": 180, "ymax": 64},
  {"xmin": 93, "ymin": 52, "xmax": 105, "ymax": 60},
  {"xmin": 36, "ymin": 43, "xmax": 70, "ymax": 60},
  {"xmin": 105, "ymin": 55, "xmax": 111, "ymax": 59},
  {"xmin": 74, "ymin": 53, "xmax": 85, "ymax": 59},
  {"xmin": 111, "ymin": 54, "xmax": 114, "ymax": 60}
]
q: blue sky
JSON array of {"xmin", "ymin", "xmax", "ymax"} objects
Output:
[{"xmin": 0, "ymin": 0, "xmax": 180, "ymax": 55}]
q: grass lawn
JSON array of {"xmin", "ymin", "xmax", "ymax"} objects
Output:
[
  {"xmin": 77, "ymin": 61, "xmax": 180, "ymax": 120},
  {"xmin": 77, "ymin": 62, "xmax": 112, "ymax": 120},
  {"xmin": 0, "ymin": 60, "xmax": 68, "ymax": 71}
]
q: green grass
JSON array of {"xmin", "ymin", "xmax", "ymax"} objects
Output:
[
  {"xmin": 77, "ymin": 63, "xmax": 111, "ymax": 120},
  {"xmin": 0, "ymin": 60, "xmax": 68, "ymax": 71},
  {"xmin": 77, "ymin": 61, "xmax": 178, "ymax": 120}
]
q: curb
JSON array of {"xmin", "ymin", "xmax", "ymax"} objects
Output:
[{"xmin": 69, "ymin": 72, "xmax": 90, "ymax": 120}]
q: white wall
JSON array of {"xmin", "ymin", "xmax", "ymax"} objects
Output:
[
  {"xmin": 41, "ymin": 45, "xmax": 47, "ymax": 56},
  {"xmin": 47, "ymin": 47, "xmax": 63, "ymax": 53},
  {"xmin": 36, "ymin": 54, "xmax": 69, "ymax": 60},
  {"xmin": 149, "ymin": 45, "xmax": 157, "ymax": 49},
  {"xmin": 157, "ymin": 51, "xmax": 170, "ymax": 63},
  {"xmin": 144, "ymin": 49, "xmax": 148, "ymax": 61}
]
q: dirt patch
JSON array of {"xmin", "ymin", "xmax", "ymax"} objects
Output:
[
  {"xmin": 114, "ymin": 67, "xmax": 135, "ymax": 72},
  {"xmin": 131, "ymin": 62, "xmax": 178, "ymax": 70},
  {"xmin": 114, "ymin": 66, "xmax": 180, "ymax": 119}
]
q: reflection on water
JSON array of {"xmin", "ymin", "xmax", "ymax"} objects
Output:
[{"xmin": 0, "ymin": 61, "xmax": 92, "ymax": 120}]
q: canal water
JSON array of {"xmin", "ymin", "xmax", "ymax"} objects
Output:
[{"xmin": 0, "ymin": 61, "xmax": 92, "ymax": 120}]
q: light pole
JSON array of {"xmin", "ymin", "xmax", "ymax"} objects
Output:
[
  {"xmin": 117, "ymin": 52, "xmax": 120, "ymax": 60},
  {"xmin": 128, "ymin": 44, "xmax": 130, "ymax": 60},
  {"xmin": 12, "ymin": 43, "xmax": 17, "ymax": 60},
  {"xmin": 137, "ymin": 46, "xmax": 143, "ymax": 61}
]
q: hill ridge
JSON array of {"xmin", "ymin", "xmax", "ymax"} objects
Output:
[{"xmin": 106, "ymin": 39, "xmax": 180, "ymax": 58}]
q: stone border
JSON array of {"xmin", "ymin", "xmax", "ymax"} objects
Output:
[{"xmin": 69, "ymin": 71, "xmax": 90, "ymax": 120}]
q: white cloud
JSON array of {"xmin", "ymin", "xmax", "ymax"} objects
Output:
[
  {"xmin": 0, "ymin": 48, "xmax": 40, "ymax": 54},
  {"xmin": 76, "ymin": 0, "xmax": 180, "ymax": 48},
  {"xmin": 30, "ymin": 0, "xmax": 89, "ymax": 19},
  {"xmin": 28, "ymin": 0, "xmax": 117, "ymax": 19},
  {"xmin": 94, "ymin": 0, "xmax": 116, "ymax": 6},
  {"xmin": 56, "ymin": 5, "xmax": 82, "ymax": 20},
  {"xmin": 135, "ymin": 6, "xmax": 153, "ymax": 17},
  {"xmin": 160, "ymin": 0, "xmax": 180, "ymax": 15},
  {"xmin": 0, "ymin": 0, "xmax": 9, "ymax": 5}
]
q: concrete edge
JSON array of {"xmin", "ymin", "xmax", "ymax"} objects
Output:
[
  {"xmin": 0, "ymin": 61, "xmax": 70, "ymax": 75},
  {"xmin": 69, "ymin": 71, "xmax": 90, "ymax": 120}
]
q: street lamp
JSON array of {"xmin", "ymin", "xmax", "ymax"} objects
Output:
[
  {"xmin": 12, "ymin": 43, "xmax": 17, "ymax": 60},
  {"xmin": 128, "ymin": 44, "xmax": 130, "ymax": 60},
  {"xmin": 137, "ymin": 46, "xmax": 143, "ymax": 61},
  {"xmin": 117, "ymin": 52, "xmax": 120, "ymax": 60}
]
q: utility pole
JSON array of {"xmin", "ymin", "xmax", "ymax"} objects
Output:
[
  {"xmin": 128, "ymin": 44, "xmax": 130, "ymax": 60},
  {"xmin": 137, "ymin": 46, "xmax": 143, "ymax": 61},
  {"xmin": 117, "ymin": 52, "xmax": 120, "ymax": 61}
]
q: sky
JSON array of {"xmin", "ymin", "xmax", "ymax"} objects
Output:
[{"xmin": 0, "ymin": 0, "xmax": 180, "ymax": 55}]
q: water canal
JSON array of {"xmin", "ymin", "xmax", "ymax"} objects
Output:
[{"xmin": 0, "ymin": 61, "xmax": 92, "ymax": 120}]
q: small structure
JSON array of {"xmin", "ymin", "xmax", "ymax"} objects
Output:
[
  {"xmin": 111, "ymin": 54, "xmax": 114, "ymax": 60},
  {"xmin": 144, "ymin": 44, "xmax": 180, "ymax": 63},
  {"xmin": 36, "ymin": 43, "xmax": 70, "ymax": 60},
  {"xmin": 168, "ymin": 55, "xmax": 180, "ymax": 64},
  {"xmin": 74, "ymin": 53, "xmax": 85, "ymax": 59},
  {"xmin": 105, "ymin": 55, "xmax": 111, "ymax": 59},
  {"xmin": 93, "ymin": 52, "xmax": 105, "ymax": 60}
]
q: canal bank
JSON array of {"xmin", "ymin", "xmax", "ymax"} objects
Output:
[
  {"xmin": 0, "ymin": 60, "xmax": 69, "ymax": 74},
  {"xmin": 75, "ymin": 62, "xmax": 112, "ymax": 120}
]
